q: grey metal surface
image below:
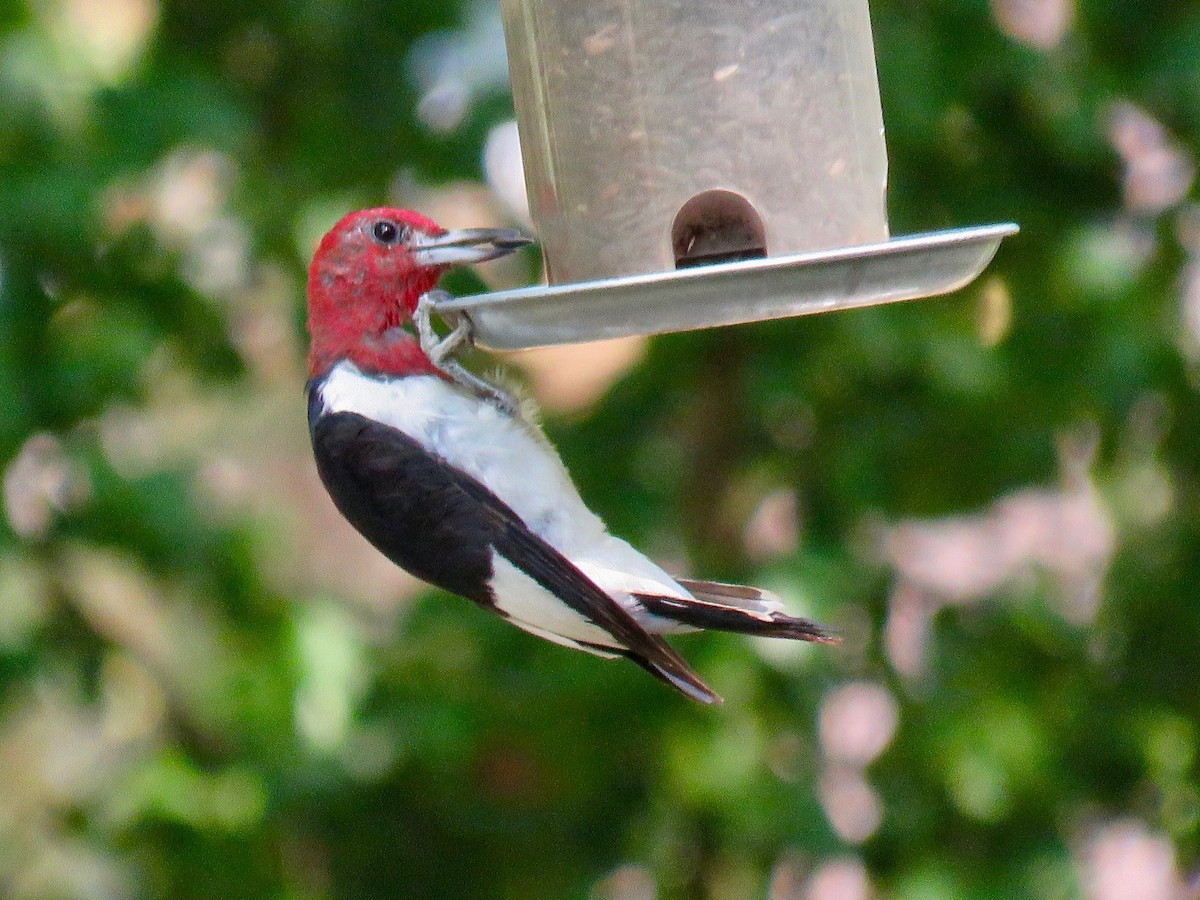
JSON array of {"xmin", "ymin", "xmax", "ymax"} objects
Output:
[
  {"xmin": 436, "ymin": 224, "xmax": 1019, "ymax": 350},
  {"xmin": 501, "ymin": 0, "xmax": 889, "ymax": 283}
]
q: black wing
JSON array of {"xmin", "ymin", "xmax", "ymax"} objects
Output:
[{"xmin": 309, "ymin": 402, "xmax": 719, "ymax": 703}]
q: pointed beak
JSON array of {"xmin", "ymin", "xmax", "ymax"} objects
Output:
[{"xmin": 411, "ymin": 227, "xmax": 534, "ymax": 267}]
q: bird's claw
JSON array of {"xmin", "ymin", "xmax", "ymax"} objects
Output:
[
  {"xmin": 436, "ymin": 318, "xmax": 474, "ymax": 367},
  {"xmin": 415, "ymin": 290, "xmax": 461, "ymax": 365},
  {"xmin": 417, "ymin": 288, "xmax": 477, "ymax": 368},
  {"xmin": 415, "ymin": 289, "xmax": 521, "ymax": 417}
]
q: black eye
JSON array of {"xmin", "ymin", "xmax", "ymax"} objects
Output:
[{"xmin": 372, "ymin": 220, "xmax": 403, "ymax": 244}]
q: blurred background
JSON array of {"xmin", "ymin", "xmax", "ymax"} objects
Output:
[{"xmin": 1, "ymin": 0, "xmax": 1199, "ymax": 897}]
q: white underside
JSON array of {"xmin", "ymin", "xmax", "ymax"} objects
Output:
[
  {"xmin": 317, "ymin": 362, "xmax": 694, "ymax": 645},
  {"xmin": 489, "ymin": 553, "xmax": 619, "ymax": 656}
]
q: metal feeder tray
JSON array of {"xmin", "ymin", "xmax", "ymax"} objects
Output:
[{"xmin": 435, "ymin": 223, "xmax": 1018, "ymax": 351}]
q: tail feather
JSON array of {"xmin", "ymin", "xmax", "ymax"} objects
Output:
[
  {"xmin": 637, "ymin": 579, "xmax": 840, "ymax": 645},
  {"xmin": 677, "ymin": 578, "xmax": 776, "ymax": 606},
  {"xmin": 580, "ymin": 641, "xmax": 723, "ymax": 704}
]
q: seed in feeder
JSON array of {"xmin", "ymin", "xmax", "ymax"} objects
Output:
[{"xmin": 713, "ymin": 64, "xmax": 740, "ymax": 82}]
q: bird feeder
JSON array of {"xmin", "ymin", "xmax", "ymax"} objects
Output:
[{"xmin": 433, "ymin": 0, "xmax": 1017, "ymax": 349}]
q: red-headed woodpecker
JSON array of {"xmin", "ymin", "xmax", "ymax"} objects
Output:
[{"xmin": 305, "ymin": 208, "xmax": 837, "ymax": 703}]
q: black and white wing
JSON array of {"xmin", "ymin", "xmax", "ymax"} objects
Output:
[{"xmin": 309, "ymin": 402, "xmax": 720, "ymax": 703}]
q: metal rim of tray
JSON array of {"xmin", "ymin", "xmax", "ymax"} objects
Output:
[{"xmin": 435, "ymin": 223, "xmax": 1020, "ymax": 350}]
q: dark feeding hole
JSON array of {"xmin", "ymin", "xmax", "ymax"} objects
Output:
[{"xmin": 672, "ymin": 190, "xmax": 767, "ymax": 269}]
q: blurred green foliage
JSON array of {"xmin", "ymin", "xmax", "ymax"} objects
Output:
[{"xmin": 1, "ymin": 0, "xmax": 1199, "ymax": 898}]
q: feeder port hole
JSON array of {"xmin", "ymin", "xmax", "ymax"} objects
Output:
[{"xmin": 672, "ymin": 190, "xmax": 767, "ymax": 269}]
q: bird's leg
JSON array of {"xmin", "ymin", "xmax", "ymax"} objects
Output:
[
  {"xmin": 415, "ymin": 290, "xmax": 521, "ymax": 417},
  {"xmin": 438, "ymin": 351, "xmax": 522, "ymax": 418}
]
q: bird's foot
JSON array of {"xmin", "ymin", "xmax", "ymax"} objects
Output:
[
  {"xmin": 415, "ymin": 290, "xmax": 521, "ymax": 417},
  {"xmin": 415, "ymin": 289, "xmax": 470, "ymax": 367}
]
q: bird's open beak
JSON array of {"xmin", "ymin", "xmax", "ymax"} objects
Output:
[{"xmin": 411, "ymin": 227, "xmax": 534, "ymax": 267}]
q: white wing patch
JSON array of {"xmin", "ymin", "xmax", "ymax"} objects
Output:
[{"xmin": 488, "ymin": 551, "xmax": 619, "ymax": 651}]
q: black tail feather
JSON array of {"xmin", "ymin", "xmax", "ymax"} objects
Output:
[
  {"xmin": 635, "ymin": 593, "xmax": 839, "ymax": 645},
  {"xmin": 582, "ymin": 641, "xmax": 723, "ymax": 704}
]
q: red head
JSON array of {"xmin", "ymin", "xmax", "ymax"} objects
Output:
[{"xmin": 306, "ymin": 207, "xmax": 529, "ymax": 378}]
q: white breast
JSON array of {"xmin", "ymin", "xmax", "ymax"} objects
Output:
[
  {"xmin": 318, "ymin": 362, "xmax": 608, "ymax": 549},
  {"xmin": 318, "ymin": 361, "xmax": 693, "ymax": 617}
]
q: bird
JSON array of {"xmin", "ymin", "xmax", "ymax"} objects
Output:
[{"xmin": 305, "ymin": 207, "xmax": 837, "ymax": 703}]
